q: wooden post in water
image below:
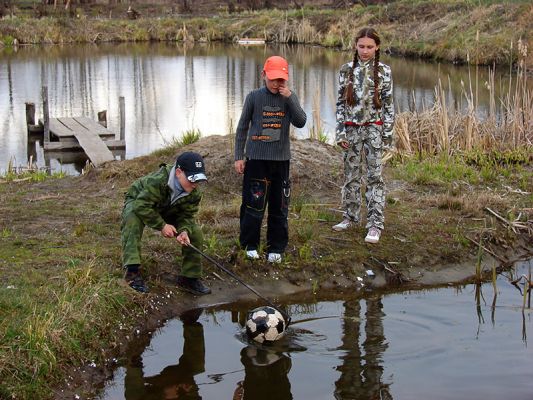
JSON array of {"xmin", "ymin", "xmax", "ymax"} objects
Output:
[
  {"xmin": 119, "ymin": 96, "xmax": 125, "ymax": 141},
  {"xmin": 42, "ymin": 86, "xmax": 50, "ymax": 143},
  {"xmin": 25, "ymin": 102, "xmax": 43, "ymax": 134},
  {"xmin": 97, "ymin": 110, "xmax": 107, "ymax": 127},
  {"xmin": 25, "ymin": 102, "xmax": 35, "ymax": 126}
]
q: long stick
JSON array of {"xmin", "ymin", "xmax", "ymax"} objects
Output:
[{"xmin": 187, "ymin": 243, "xmax": 291, "ymax": 324}]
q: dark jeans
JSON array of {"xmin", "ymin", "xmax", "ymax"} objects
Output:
[{"xmin": 239, "ymin": 159, "xmax": 290, "ymax": 254}]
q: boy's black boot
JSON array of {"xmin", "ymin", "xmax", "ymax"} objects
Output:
[
  {"xmin": 124, "ymin": 270, "xmax": 149, "ymax": 293},
  {"xmin": 177, "ymin": 276, "xmax": 211, "ymax": 296}
]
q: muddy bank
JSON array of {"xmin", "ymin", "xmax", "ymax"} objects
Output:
[
  {"xmin": 1, "ymin": 135, "xmax": 531, "ymax": 399},
  {"xmin": 56, "ymin": 252, "xmax": 532, "ymax": 400},
  {"xmin": 47, "ymin": 135, "xmax": 532, "ymax": 399}
]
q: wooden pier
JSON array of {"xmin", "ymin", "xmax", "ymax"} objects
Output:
[
  {"xmin": 26, "ymin": 86, "xmax": 126, "ymax": 167},
  {"xmin": 237, "ymin": 37, "xmax": 266, "ymax": 45}
]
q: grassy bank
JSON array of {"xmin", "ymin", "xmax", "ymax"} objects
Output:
[
  {"xmin": 0, "ymin": 175, "xmax": 142, "ymax": 398},
  {"xmin": 1, "ymin": 135, "xmax": 532, "ymax": 398},
  {"xmin": 0, "ymin": 0, "xmax": 532, "ymax": 66},
  {"xmin": 0, "ymin": 3, "xmax": 532, "ymax": 394}
]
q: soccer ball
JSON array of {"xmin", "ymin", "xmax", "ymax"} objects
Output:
[{"xmin": 245, "ymin": 306, "xmax": 287, "ymax": 344}]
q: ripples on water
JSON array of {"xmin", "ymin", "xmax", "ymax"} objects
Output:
[{"xmin": 101, "ymin": 259, "xmax": 533, "ymax": 400}]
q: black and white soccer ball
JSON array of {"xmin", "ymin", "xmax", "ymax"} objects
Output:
[{"xmin": 245, "ymin": 306, "xmax": 287, "ymax": 344}]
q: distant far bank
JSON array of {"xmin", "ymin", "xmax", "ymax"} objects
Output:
[{"xmin": 0, "ymin": 0, "xmax": 532, "ymax": 67}]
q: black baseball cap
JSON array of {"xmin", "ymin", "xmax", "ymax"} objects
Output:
[{"xmin": 175, "ymin": 152, "xmax": 208, "ymax": 183}]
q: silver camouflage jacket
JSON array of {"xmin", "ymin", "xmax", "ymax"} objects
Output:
[{"xmin": 335, "ymin": 58, "xmax": 394, "ymax": 144}]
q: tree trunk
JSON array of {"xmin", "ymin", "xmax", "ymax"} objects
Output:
[{"xmin": 181, "ymin": 0, "xmax": 191, "ymax": 13}]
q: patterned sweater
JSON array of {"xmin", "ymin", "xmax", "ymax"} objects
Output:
[
  {"xmin": 234, "ymin": 87, "xmax": 307, "ymax": 161},
  {"xmin": 335, "ymin": 58, "xmax": 394, "ymax": 143}
]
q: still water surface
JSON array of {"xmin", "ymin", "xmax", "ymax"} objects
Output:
[
  {"xmin": 0, "ymin": 42, "xmax": 520, "ymax": 174},
  {"xmin": 101, "ymin": 260, "xmax": 533, "ymax": 400}
]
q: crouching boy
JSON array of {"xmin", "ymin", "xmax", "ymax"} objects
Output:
[{"xmin": 121, "ymin": 151, "xmax": 210, "ymax": 295}]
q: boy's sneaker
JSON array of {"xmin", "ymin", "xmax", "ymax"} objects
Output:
[
  {"xmin": 177, "ymin": 276, "xmax": 211, "ymax": 296},
  {"xmin": 267, "ymin": 253, "xmax": 282, "ymax": 264},
  {"xmin": 124, "ymin": 271, "xmax": 149, "ymax": 293},
  {"xmin": 246, "ymin": 250, "xmax": 260, "ymax": 260},
  {"xmin": 332, "ymin": 218, "xmax": 352, "ymax": 231},
  {"xmin": 365, "ymin": 227, "xmax": 381, "ymax": 244}
]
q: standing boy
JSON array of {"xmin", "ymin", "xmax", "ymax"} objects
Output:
[
  {"xmin": 234, "ymin": 56, "xmax": 307, "ymax": 263},
  {"xmin": 121, "ymin": 151, "xmax": 210, "ymax": 295}
]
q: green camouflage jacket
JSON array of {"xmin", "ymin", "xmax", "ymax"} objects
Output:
[
  {"xmin": 124, "ymin": 164, "xmax": 202, "ymax": 234},
  {"xmin": 335, "ymin": 58, "xmax": 394, "ymax": 143}
]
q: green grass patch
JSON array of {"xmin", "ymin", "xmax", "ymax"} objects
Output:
[
  {"xmin": 393, "ymin": 154, "xmax": 480, "ymax": 186},
  {"xmin": 0, "ymin": 258, "xmax": 135, "ymax": 399},
  {"xmin": 179, "ymin": 128, "xmax": 202, "ymax": 146},
  {"xmin": 1, "ymin": 169, "xmax": 67, "ymax": 182},
  {"xmin": 393, "ymin": 151, "xmax": 532, "ymax": 194}
]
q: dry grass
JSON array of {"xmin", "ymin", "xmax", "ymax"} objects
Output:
[
  {"xmin": 3, "ymin": 1, "xmax": 531, "ymax": 67},
  {"xmin": 395, "ymin": 42, "xmax": 532, "ymax": 157},
  {"xmin": 431, "ymin": 192, "xmax": 510, "ymax": 217}
]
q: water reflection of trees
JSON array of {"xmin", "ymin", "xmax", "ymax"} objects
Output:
[
  {"xmin": 334, "ymin": 295, "xmax": 392, "ymax": 400},
  {"xmin": 2, "ymin": 41, "xmax": 529, "ymax": 172}
]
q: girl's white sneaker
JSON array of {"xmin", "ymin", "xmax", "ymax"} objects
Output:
[
  {"xmin": 365, "ymin": 228, "xmax": 381, "ymax": 243},
  {"xmin": 332, "ymin": 218, "xmax": 352, "ymax": 231}
]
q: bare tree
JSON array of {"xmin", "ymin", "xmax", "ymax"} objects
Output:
[
  {"xmin": 0, "ymin": 2, "xmax": 8, "ymax": 18},
  {"xmin": 227, "ymin": 1, "xmax": 236, "ymax": 13},
  {"xmin": 180, "ymin": 0, "xmax": 192, "ymax": 13}
]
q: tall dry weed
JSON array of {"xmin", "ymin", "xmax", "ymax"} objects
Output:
[
  {"xmin": 396, "ymin": 40, "xmax": 531, "ymax": 157},
  {"xmin": 295, "ymin": 18, "xmax": 317, "ymax": 44}
]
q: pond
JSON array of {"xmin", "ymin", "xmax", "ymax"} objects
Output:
[
  {"xmin": 100, "ymin": 259, "xmax": 533, "ymax": 400},
  {"xmin": 0, "ymin": 42, "xmax": 523, "ymax": 174}
]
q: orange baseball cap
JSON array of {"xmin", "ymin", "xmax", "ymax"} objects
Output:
[{"xmin": 263, "ymin": 56, "xmax": 289, "ymax": 81}]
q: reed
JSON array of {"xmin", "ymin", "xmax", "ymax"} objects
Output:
[
  {"xmin": 492, "ymin": 264, "xmax": 497, "ymax": 292},
  {"xmin": 294, "ymin": 17, "xmax": 316, "ymax": 44},
  {"xmin": 1, "ymin": 156, "xmax": 65, "ymax": 182},
  {"xmin": 527, "ymin": 263, "xmax": 533, "ymax": 308},
  {"xmin": 309, "ymin": 88, "xmax": 329, "ymax": 144},
  {"xmin": 522, "ymin": 276, "xmax": 528, "ymax": 310},
  {"xmin": 227, "ymin": 118, "xmax": 235, "ymax": 153},
  {"xmin": 395, "ymin": 40, "xmax": 531, "ymax": 158},
  {"xmin": 474, "ymin": 235, "xmax": 484, "ymax": 282},
  {"xmin": 179, "ymin": 128, "xmax": 202, "ymax": 146}
]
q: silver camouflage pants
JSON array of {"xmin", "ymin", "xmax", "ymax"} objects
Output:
[{"xmin": 341, "ymin": 124, "xmax": 385, "ymax": 230}]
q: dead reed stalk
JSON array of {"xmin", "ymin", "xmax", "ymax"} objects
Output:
[{"xmin": 394, "ymin": 41, "xmax": 531, "ymax": 156}]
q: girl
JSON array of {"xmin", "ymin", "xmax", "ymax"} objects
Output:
[{"xmin": 332, "ymin": 27, "xmax": 395, "ymax": 244}]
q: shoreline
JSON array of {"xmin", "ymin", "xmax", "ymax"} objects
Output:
[
  {"xmin": 1, "ymin": 1, "xmax": 532, "ymax": 67},
  {"xmin": 1, "ymin": 6, "xmax": 531, "ymax": 398},
  {"xmin": 58, "ymin": 249, "xmax": 532, "ymax": 399},
  {"xmin": 1, "ymin": 129, "xmax": 531, "ymax": 396}
]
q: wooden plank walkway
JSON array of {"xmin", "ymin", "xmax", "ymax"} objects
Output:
[{"xmin": 42, "ymin": 117, "xmax": 116, "ymax": 166}]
